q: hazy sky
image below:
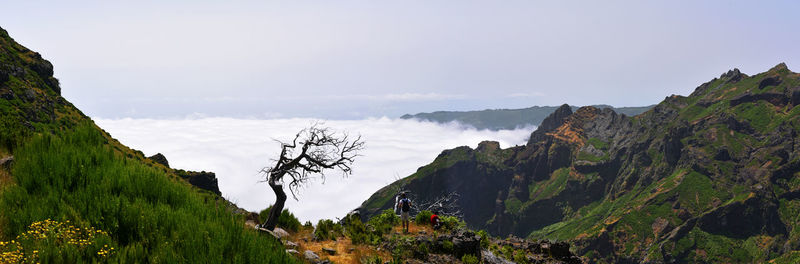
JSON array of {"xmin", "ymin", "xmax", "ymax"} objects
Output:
[{"xmin": 3, "ymin": 1, "xmax": 800, "ymax": 118}]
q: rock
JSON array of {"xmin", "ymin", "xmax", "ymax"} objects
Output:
[
  {"xmin": 272, "ymin": 227, "xmax": 290, "ymax": 239},
  {"xmin": 450, "ymin": 230, "xmax": 481, "ymax": 259},
  {"xmin": 476, "ymin": 141, "xmax": 500, "ymax": 153},
  {"xmin": 548, "ymin": 241, "xmax": 574, "ymax": 260},
  {"xmin": 147, "ymin": 153, "xmax": 170, "ymax": 168},
  {"xmin": 758, "ymin": 75, "xmax": 782, "ymax": 89},
  {"xmin": 720, "ymin": 68, "xmax": 744, "ymax": 83},
  {"xmin": 304, "ymin": 250, "xmax": 320, "ymax": 261},
  {"xmin": 729, "ymin": 91, "xmax": 788, "ymax": 107},
  {"xmin": 285, "ymin": 249, "xmax": 299, "ymax": 255},
  {"xmin": 481, "ymin": 249, "xmax": 514, "ymax": 264},
  {"xmin": 696, "ymin": 194, "xmax": 787, "ymax": 239},
  {"xmin": 0, "ymin": 156, "xmax": 13, "ymax": 169},
  {"xmin": 790, "ymin": 87, "xmax": 800, "ymax": 106},
  {"xmin": 528, "ymin": 104, "xmax": 573, "ymax": 145},
  {"xmin": 256, "ymin": 227, "xmax": 281, "ymax": 240},
  {"xmin": 284, "ymin": 241, "xmax": 298, "ymax": 249},
  {"xmin": 322, "ymin": 247, "xmax": 336, "ymax": 255},
  {"xmin": 175, "ymin": 170, "xmax": 221, "ymax": 195},
  {"xmin": 714, "ymin": 148, "xmax": 731, "ymax": 161}
]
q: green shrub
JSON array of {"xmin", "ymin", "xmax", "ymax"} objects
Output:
[
  {"xmin": 461, "ymin": 254, "xmax": 479, "ymax": 264},
  {"xmin": 0, "ymin": 122, "xmax": 296, "ymax": 263},
  {"xmin": 368, "ymin": 209, "xmax": 398, "ymax": 236},
  {"xmin": 442, "ymin": 240, "xmax": 454, "ymax": 252},
  {"xmin": 439, "ymin": 215, "xmax": 466, "ymax": 231},
  {"xmin": 343, "ymin": 214, "xmax": 372, "ymax": 245},
  {"xmin": 258, "ymin": 205, "xmax": 302, "ymax": 232},
  {"xmin": 476, "ymin": 230, "xmax": 490, "ymax": 249},
  {"xmin": 313, "ymin": 219, "xmax": 343, "ymax": 241},
  {"xmin": 415, "ymin": 210, "xmax": 433, "ymax": 226},
  {"xmin": 502, "ymin": 245, "xmax": 514, "ymax": 260},
  {"xmin": 514, "ymin": 249, "xmax": 529, "ymax": 264}
]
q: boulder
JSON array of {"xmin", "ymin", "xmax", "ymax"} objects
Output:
[
  {"xmin": 175, "ymin": 170, "xmax": 221, "ymax": 195},
  {"xmin": 272, "ymin": 227, "xmax": 290, "ymax": 239},
  {"xmin": 284, "ymin": 240, "xmax": 298, "ymax": 249},
  {"xmin": 285, "ymin": 249, "xmax": 299, "ymax": 255},
  {"xmin": 147, "ymin": 153, "xmax": 170, "ymax": 168},
  {"xmin": 304, "ymin": 250, "xmax": 320, "ymax": 262},
  {"xmin": 450, "ymin": 230, "xmax": 481, "ymax": 259},
  {"xmin": 0, "ymin": 156, "xmax": 13, "ymax": 169},
  {"xmin": 256, "ymin": 227, "xmax": 280, "ymax": 240},
  {"xmin": 322, "ymin": 247, "xmax": 336, "ymax": 255},
  {"xmin": 481, "ymin": 249, "xmax": 514, "ymax": 264}
]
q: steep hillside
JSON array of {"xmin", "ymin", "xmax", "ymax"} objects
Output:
[
  {"xmin": 401, "ymin": 105, "xmax": 653, "ymax": 130},
  {"xmin": 0, "ymin": 27, "xmax": 294, "ymax": 263},
  {"xmin": 361, "ymin": 64, "xmax": 800, "ymax": 263}
]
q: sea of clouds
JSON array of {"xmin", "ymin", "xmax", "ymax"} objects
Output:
[{"xmin": 95, "ymin": 117, "xmax": 534, "ymax": 223}]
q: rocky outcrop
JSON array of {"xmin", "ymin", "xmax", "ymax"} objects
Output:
[
  {"xmin": 696, "ymin": 193, "xmax": 787, "ymax": 239},
  {"xmin": 759, "ymin": 75, "xmax": 782, "ymax": 90},
  {"xmin": 729, "ymin": 91, "xmax": 789, "ymax": 107},
  {"xmin": 528, "ymin": 104, "xmax": 573, "ymax": 145},
  {"xmin": 145, "ymin": 153, "xmax": 221, "ymax": 195},
  {"xmin": 175, "ymin": 169, "xmax": 221, "ymax": 195},
  {"xmin": 147, "ymin": 153, "xmax": 170, "ymax": 168}
]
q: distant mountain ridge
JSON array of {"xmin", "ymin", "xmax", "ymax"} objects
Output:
[
  {"xmin": 361, "ymin": 63, "xmax": 800, "ymax": 263},
  {"xmin": 401, "ymin": 105, "xmax": 654, "ymax": 130}
]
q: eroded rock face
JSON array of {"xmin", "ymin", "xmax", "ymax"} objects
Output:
[
  {"xmin": 176, "ymin": 170, "xmax": 221, "ymax": 195},
  {"xmin": 360, "ymin": 64, "xmax": 800, "ymax": 263},
  {"xmin": 758, "ymin": 75, "xmax": 782, "ymax": 89},
  {"xmin": 147, "ymin": 153, "xmax": 170, "ymax": 168},
  {"xmin": 697, "ymin": 194, "xmax": 787, "ymax": 239},
  {"xmin": 528, "ymin": 104, "xmax": 573, "ymax": 145}
]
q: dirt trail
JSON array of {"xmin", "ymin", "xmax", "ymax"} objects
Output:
[{"xmin": 288, "ymin": 222, "xmax": 436, "ymax": 264}]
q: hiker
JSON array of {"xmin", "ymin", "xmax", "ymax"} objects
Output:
[
  {"xmin": 430, "ymin": 210, "xmax": 441, "ymax": 230},
  {"xmin": 397, "ymin": 192, "xmax": 412, "ymax": 233}
]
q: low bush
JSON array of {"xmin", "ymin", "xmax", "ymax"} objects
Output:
[
  {"xmin": 313, "ymin": 219, "xmax": 343, "ymax": 241},
  {"xmin": 415, "ymin": 210, "xmax": 433, "ymax": 226},
  {"xmin": 461, "ymin": 254, "xmax": 479, "ymax": 264},
  {"xmin": 258, "ymin": 206, "xmax": 302, "ymax": 232},
  {"xmin": 476, "ymin": 230, "xmax": 490, "ymax": 249},
  {"xmin": 439, "ymin": 215, "xmax": 466, "ymax": 231},
  {"xmin": 368, "ymin": 209, "xmax": 398, "ymax": 236}
]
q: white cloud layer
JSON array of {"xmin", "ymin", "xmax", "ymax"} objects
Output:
[{"xmin": 95, "ymin": 117, "xmax": 534, "ymax": 223}]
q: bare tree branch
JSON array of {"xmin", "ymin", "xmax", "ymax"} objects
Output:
[{"xmin": 259, "ymin": 123, "xmax": 365, "ymax": 230}]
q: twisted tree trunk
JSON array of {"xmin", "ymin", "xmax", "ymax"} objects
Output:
[{"xmin": 262, "ymin": 180, "xmax": 287, "ymax": 230}]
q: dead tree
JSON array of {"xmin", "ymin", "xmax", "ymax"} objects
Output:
[
  {"xmin": 409, "ymin": 191, "xmax": 463, "ymax": 219},
  {"xmin": 260, "ymin": 124, "xmax": 364, "ymax": 230}
]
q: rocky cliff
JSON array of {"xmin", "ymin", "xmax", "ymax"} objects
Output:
[{"xmin": 361, "ymin": 64, "xmax": 800, "ymax": 263}]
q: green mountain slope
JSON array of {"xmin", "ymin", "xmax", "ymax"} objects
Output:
[
  {"xmin": 361, "ymin": 64, "xmax": 800, "ymax": 263},
  {"xmin": 0, "ymin": 27, "xmax": 294, "ymax": 263},
  {"xmin": 400, "ymin": 105, "xmax": 653, "ymax": 130}
]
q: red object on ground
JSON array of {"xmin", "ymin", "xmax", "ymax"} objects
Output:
[{"xmin": 430, "ymin": 214, "xmax": 439, "ymax": 225}]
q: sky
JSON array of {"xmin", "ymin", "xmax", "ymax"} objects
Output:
[
  {"xmin": 2, "ymin": 1, "xmax": 799, "ymax": 119},
  {"xmin": 95, "ymin": 117, "xmax": 534, "ymax": 222}
]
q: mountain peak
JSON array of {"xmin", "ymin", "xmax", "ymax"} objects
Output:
[
  {"xmin": 769, "ymin": 62, "xmax": 789, "ymax": 73},
  {"xmin": 527, "ymin": 104, "xmax": 573, "ymax": 145}
]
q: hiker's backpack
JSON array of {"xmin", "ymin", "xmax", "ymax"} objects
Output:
[{"xmin": 401, "ymin": 198, "xmax": 411, "ymax": 212}]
